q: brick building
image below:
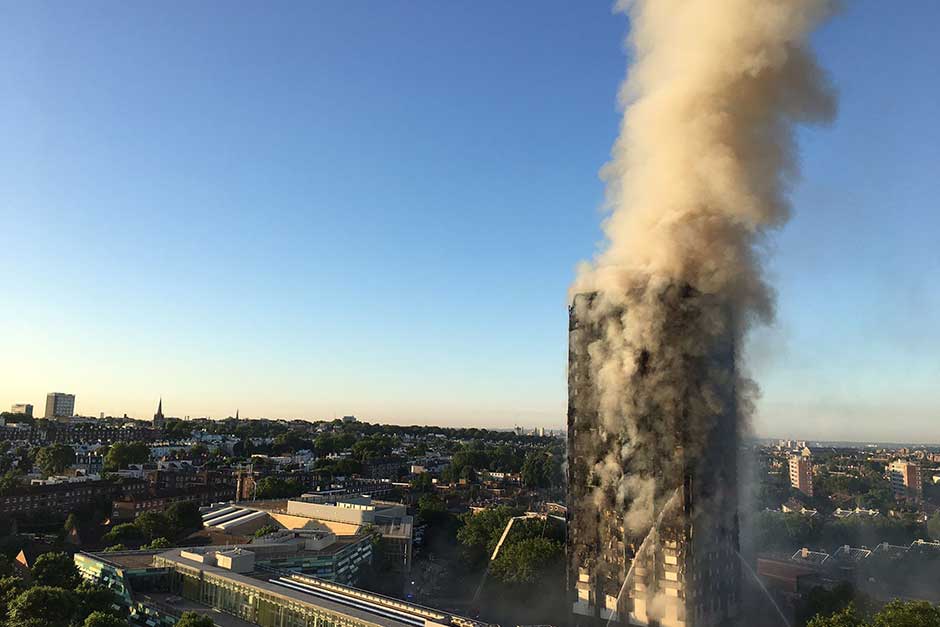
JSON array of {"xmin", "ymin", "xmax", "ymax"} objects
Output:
[{"xmin": 0, "ymin": 478, "xmax": 146, "ymax": 517}]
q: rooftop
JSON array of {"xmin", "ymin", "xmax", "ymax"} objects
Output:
[
  {"xmin": 374, "ymin": 517, "xmax": 413, "ymax": 539},
  {"xmin": 138, "ymin": 593, "xmax": 255, "ymax": 627},
  {"xmin": 154, "ymin": 547, "xmax": 490, "ymax": 627},
  {"xmin": 832, "ymin": 545, "xmax": 872, "ymax": 563},
  {"xmin": 253, "ymin": 531, "xmax": 370, "ymax": 556},
  {"xmin": 871, "ymin": 542, "xmax": 910, "ymax": 560},
  {"xmin": 791, "ymin": 547, "xmax": 830, "ymax": 566},
  {"xmin": 87, "ymin": 549, "xmax": 167, "ymax": 570},
  {"xmin": 909, "ymin": 539, "xmax": 940, "ymax": 554}
]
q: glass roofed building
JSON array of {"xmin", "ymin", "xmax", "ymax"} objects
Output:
[{"xmin": 75, "ymin": 547, "xmax": 490, "ymax": 627}]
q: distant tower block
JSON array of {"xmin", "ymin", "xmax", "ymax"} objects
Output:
[
  {"xmin": 11, "ymin": 404, "xmax": 33, "ymax": 418},
  {"xmin": 44, "ymin": 392, "xmax": 75, "ymax": 420},
  {"xmin": 566, "ymin": 290, "xmax": 740, "ymax": 627},
  {"xmin": 789, "ymin": 454, "xmax": 814, "ymax": 497}
]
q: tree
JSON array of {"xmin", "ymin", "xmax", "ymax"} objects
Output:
[
  {"xmin": 459, "ymin": 464, "xmax": 477, "ymax": 483},
  {"xmin": 103, "ymin": 544, "xmax": 127, "ymax": 552},
  {"xmin": 13, "ymin": 446, "xmax": 33, "ymax": 474},
  {"xmin": 0, "ymin": 470, "xmax": 23, "ymax": 496},
  {"xmin": 490, "ymin": 444, "xmax": 519, "ymax": 473},
  {"xmin": 166, "ymin": 501, "xmax": 203, "ymax": 534},
  {"xmin": 64, "ymin": 512, "xmax": 80, "ymax": 533},
  {"xmin": 103, "ymin": 442, "xmax": 150, "ymax": 471},
  {"xmin": 74, "ymin": 582, "xmax": 120, "ymax": 624},
  {"xmin": 410, "ymin": 473, "xmax": 434, "ymax": 493},
  {"xmin": 457, "ymin": 506, "xmax": 520, "ymax": 554},
  {"xmin": 141, "ymin": 537, "xmax": 171, "ymax": 550},
  {"xmin": 7, "ymin": 585, "xmax": 78, "ymax": 626},
  {"xmin": 808, "ymin": 604, "xmax": 865, "ymax": 627},
  {"xmin": 0, "ymin": 412, "xmax": 33, "ymax": 426},
  {"xmin": 870, "ymin": 600, "xmax": 940, "ymax": 627},
  {"xmin": 175, "ymin": 612, "xmax": 216, "ymax": 627},
  {"xmin": 797, "ymin": 583, "xmax": 858, "ymax": 626},
  {"xmin": 490, "ymin": 537, "xmax": 563, "ymax": 585},
  {"xmin": 520, "ymin": 450, "xmax": 562, "ymax": 490},
  {"xmin": 104, "ymin": 523, "xmax": 145, "ymax": 546},
  {"xmin": 331, "ymin": 458, "xmax": 362, "ymax": 476},
  {"xmin": 408, "ymin": 442, "xmax": 428, "ymax": 457},
  {"xmin": 447, "ymin": 444, "xmax": 489, "ymax": 480},
  {"xmin": 312, "ymin": 457, "xmax": 362, "ymax": 477},
  {"xmin": 83, "ymin": 611, "xmax": 129, "ymax": 627},
  {"xmin": 134, "ymin": 511, "xmax": 176, "ymax": 541},
  {"xmin": 188, "ymin": 444, "xmax": 210, "ymax": 459},
  {"xmin": 520, "ymin": 452, "xmax": 544, "ymax": 488},
  {"xmin": 855, "ymin": 485, "xmax": 895, "ymax": 513},
  {"xmin": 254, "ymin": 476, "xmax": 305, "ymax": 499},
  {"xmin": 273, "ymin": 431, "xmax": 313, "ymax": 455},
  {"xmin": 928, "ymin": 513, "xmax": 940, "ymax": 541},
  {"xmin": 417, "ymin": 494, "xmax": 448, "ymax": 524},
  {"xmin": 253, "ymin": 524, "xmax": 280, "ymax": 538},
  {"xmin": 30, "ymin": 551, "xmax": 81, "ymax": 589},
  {"xmin": 0, "ymin": 576, "xmax": 25, "ymax": 621},
  {"xmin": 35, "ymin": 444, "xmax": 77, "ymax": 477},
  {"xmin": 163, "ymin": 419, "xmax": 193, "ymax": 440},
  {"xmin": 351, "ymin": 436, "xmax": 393, "ymax": 461},
  {"xmin": 809, "ymin": 600, "xmax": 940, "ymax": 627},
  {"xmin": 752, "ymin": 510, "xmax": 824, "ymax": 554},
  {"xmin": 439, "ymin": 464, "xmax": 457, "ymax": 484}
]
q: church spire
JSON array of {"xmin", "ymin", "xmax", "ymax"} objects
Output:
[
  {"xmin": 235, "ymin": 408, "xmax": 239, "ymax": 420},
  {"xmin": 153, "ymin": 397, "xmax": 166, "ymax": 428}
]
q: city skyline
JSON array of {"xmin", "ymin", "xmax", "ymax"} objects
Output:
[
  {"xmin": 8, "ymin": 388, "xmax": 940, "ymax": 447},
  {"xmin": 2, "ymin": 1, "xmax": 939, "ymax": 440}
]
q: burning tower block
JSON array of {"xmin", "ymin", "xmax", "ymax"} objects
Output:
[{"xmin": 567, "ymin": 288, "xmax": 740, "ymax": 627}]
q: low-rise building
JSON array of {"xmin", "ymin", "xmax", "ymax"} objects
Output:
[
  {"xmin": 756, "ymin": 557, "xmax": 821, "ymax": 596},
  {"xmin": 75, "ymin": 548, "xmax": 488, "ymax": 627},
  {"xmin": 831, "ymin": 545, "xmax": 872, "ymax": 568},
  {"xmin": 7, "ymin": 421, "xmax": 161, "ymax": 446},
  {"xmin": 781, "ymin": 498, "xmax": 817, "ymax": 517},
  {"xmin": 791, "ymin": 547, "xmax": 830, "ymax": 567},
  {"xmin": 833, "ymin": 507, "xmax": 880, "ymax": 519},
  {"xmin": 30, "ymin": 474, "xmax": 102, "ymax": 486},
  {"xmin": 138, "ymin": 462, "xmax": 235, "ymax": 495},
  {"xmin": 362, "ymin": 457, "xmax": 404, "ymax": 480},
  {"xmin": 250, "ymin": 495, "xmax": 414, "ymax": 573},
  {"xmin": 112, "ymin": 485, "xmax": 234, "ymax": 522},
  {"xmin": 0, "ymin": 478, "xmax": 146, "ymax": 517},
  {"xmin": 480, "ymin": 471, "xmax": 522, "ymax": 485}
]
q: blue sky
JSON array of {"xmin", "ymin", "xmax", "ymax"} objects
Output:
[{"xmin": 1, "ymin": 2, "xmax": 937, "ymax": 440}]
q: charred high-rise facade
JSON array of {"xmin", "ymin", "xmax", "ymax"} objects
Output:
[{"xmin": 566, "ymin": 288, "xmax": 740, "ymax": 627}]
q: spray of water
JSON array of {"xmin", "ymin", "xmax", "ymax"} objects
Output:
[
  {"xmin": 736, "ymin": 550, "xmax": 791, "ymax": 627},
  {"xmin": 604, "ymin": 488, "xmax": 680, "ymax": 627}
]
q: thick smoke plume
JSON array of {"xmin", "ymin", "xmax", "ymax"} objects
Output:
[{"xmin": 572, "ymin": 0, "xmax": 837, "ymax": 537}]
